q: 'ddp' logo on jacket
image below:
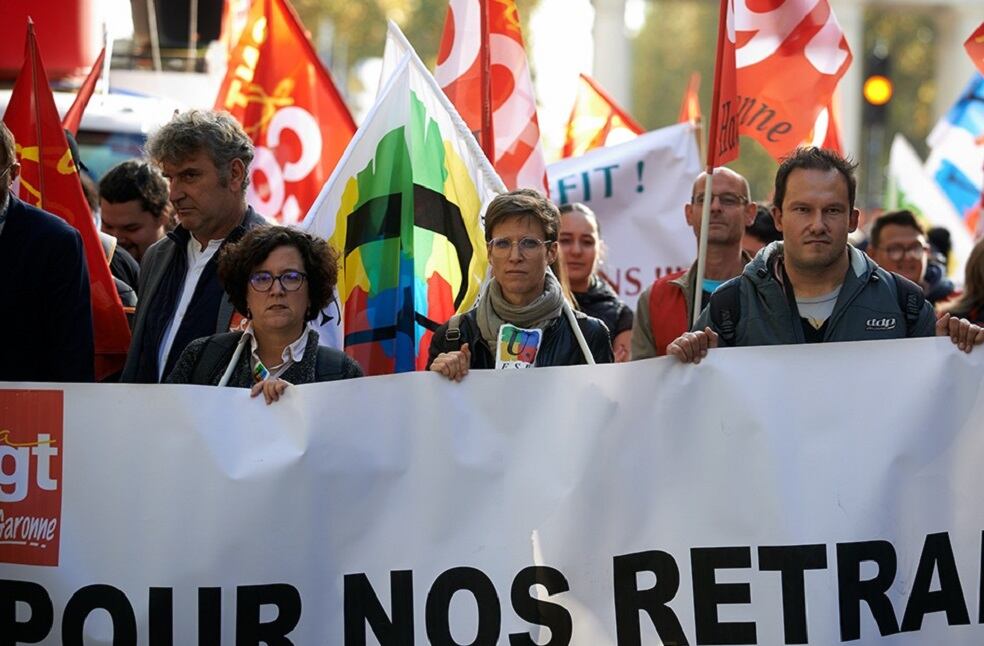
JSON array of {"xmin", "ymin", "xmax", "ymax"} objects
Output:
[{"xmin": 0, "ymin": 390, "xmax": 64, "ymax": 567}]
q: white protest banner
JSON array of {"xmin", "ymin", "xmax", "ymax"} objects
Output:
[
  {"xmin": 547, "ymin": 123, "xmax": 702, "ymax": 309},
  {"xmin": 2, "ymin": 338, "xmax": 984, "ymax": 644}
]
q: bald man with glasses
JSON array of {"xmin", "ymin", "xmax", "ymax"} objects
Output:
[{"xmin": 0, "ymin": 122, "xmax": 95, "ymax": 381}]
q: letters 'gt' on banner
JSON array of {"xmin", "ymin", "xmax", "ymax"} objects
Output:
[
  {"xmin": 435, "ymin": 0, "xmax": 549, "ymax": 194},
  {"xmin": 710, "ymin": 0, "xmax": 853, "ymax": 165},
  {"xmin": 2, "ymin": 338, "xmax": 984, "ymax": 643},
  {"xmin": 215, "ymin": 0, "xmax": 356, "ymax": 224}
]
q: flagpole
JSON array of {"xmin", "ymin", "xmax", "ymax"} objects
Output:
[
  {"xmin": 692, "ymin": 171, "xmax": 713, "ymax": 327},
  {"xmin": 27, "ymin": 20, "xmax": 46, "ymax": 205},
  {"xmin": 479, "ymin": 0, "xmax": 494, "ymax": 162}
]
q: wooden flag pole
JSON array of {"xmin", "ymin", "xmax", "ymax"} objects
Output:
[{"xmin": 691, "ymin": 169, "xmax": 714, "ymax": 327}]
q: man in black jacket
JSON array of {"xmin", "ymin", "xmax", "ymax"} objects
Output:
[
  {"xmin": 120, "ymin": 110, "xmax": 267, "ymax": 383},
  {"xmin": 0, "ymin": 123, "xmax": 94, "ymax": 382}
]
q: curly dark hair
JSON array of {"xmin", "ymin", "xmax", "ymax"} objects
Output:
[
  {"xmin": 218, "ymin": 226, "xmax": 339, "ymax": 321},
  {"xmin": 99, "ymin": 160, "xmax": 171, "ymax": 217}
]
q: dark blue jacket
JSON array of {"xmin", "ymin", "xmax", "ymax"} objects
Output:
[{"xmin": 0, "ymin": 194, "xmax": 94, "ymax": 381}]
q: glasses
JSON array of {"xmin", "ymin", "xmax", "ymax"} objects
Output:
[
  {"xmin": 692, "ymin": 192, "xmax": 748, "ymax": 207},
  {"xmin": 0, "ymin": 163, "xmax": 15, "ymax": 181},
  {"xmin": 487, "ymin": 236, "xmax": 553, "ymax": 258},
  {"xmin": 249, "ymin": 270, "xmax": 307, "ymax": 292},
  {"xmin": 881, "ymin": 244, "xmax": 928, "ymax": 262}
]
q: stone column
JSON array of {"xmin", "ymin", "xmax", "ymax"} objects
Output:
[
  {"xmin": 830, "ymin": 0, "xmax": 865, "ymax": 161},
  {"xmin": 592, "ymin": 0, "xmax": 631, "ymax": 109}
]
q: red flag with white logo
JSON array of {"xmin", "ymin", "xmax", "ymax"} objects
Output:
[
  {"xmin": 3, "ymin": 21, "xmax": 130, "ymax": 380},
  {"xmin": 215, "ymin": 0, "xmax": 356, "ymax": 224},
  {"xmin": 710, "ymin": 0, "xmax": 853, "ymax": 166},
  {"xmin": 733, "ymin": 0, "xmax": 852, "ymax": 160},
  {"xmin": 435, "ymin": 0, "xmax": 549, "ymax": 193}
]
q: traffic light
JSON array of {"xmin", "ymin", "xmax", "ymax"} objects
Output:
[{"xmin": 862, "ymin": 49, "xmax": 893, "ymax": 125}]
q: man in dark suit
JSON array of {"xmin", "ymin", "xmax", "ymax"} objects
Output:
[
  {"xmin": 0, "ymin": 123, "xmax": 94, "ymax": 381},
  {"xmin": 120, "ymin": 110, "xmax": 267, "ymax": 383}
]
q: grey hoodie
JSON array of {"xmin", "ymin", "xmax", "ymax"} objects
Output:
[{"xmin": 694, "ymin": 241, "xmax": 935, "ymax": 346}]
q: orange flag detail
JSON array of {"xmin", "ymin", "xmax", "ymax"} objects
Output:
[
  {"xmin": 803, "ymin": 99, "xmax": 844, "ymax": 154},
  {"xmin": 435, "ymin": 0, "xmax": 549, "ymax": 193},
  {"xmin": 561, "ymin": 73, "xmax": 644, "ymax": 159},
  {"xmin": 967, "ymin": 22, "xmax": 984, "ymax": 75},
  {"xmin": 215, "ymin": 0, "xmax": 356, "ymax": 224},
  {"xmin": 62, "ymin": 46, "xmax": 105, "ymax": 136},
  {"xmin": 3, "ymin": 22, "xmax": 130, "ymax": 380},
  {"xmin": 678, "ymin": 72, "xmax": 702, "ymax": 124},
  {"xmin": 710, "ymin": 0, "xmax": 852, "ymax": 165}
]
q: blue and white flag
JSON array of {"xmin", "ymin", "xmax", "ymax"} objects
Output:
[{"xmin": 926, "ymin": 73, "xmax": 984, "ymax": 235}]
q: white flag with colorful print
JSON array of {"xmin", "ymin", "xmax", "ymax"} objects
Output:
[{"xmin": 303, "ymin": 48, "xmax": 504, "ymax": 376}]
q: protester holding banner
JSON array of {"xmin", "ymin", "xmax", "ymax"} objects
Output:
[
  {"xmin": 167, "ymin": 226, "xmax": 362, "ymax": 402},
  {"xmin": 669, "ymin": 148, "xmax": 984, "ymax": 363},
  {"xmin": 0, "ymin": 123, "xmax": 95, "ymax": 382},
  {"xmin": 945, "ymin": 238, "xmax": 984, "ymax": 324},
  {"xmin": 120, "ymin": 110, "xmax": 268, "ymax": 384},
  {"xmin": 428, "ymin": 190, "xmax": 612, "ymax": 380},
  {"xmin": 558, "ymin": 203, "xmax": 633, "ymax": 362},
  {"xmin": 631, "ymin": 168, "xmax": 755, "ymax": 360}
]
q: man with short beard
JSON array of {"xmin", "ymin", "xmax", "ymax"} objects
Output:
[{"xmin": 668, "ymin": 148, "xmax": 984, "ymax": 363}]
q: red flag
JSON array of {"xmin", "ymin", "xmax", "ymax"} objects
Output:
[
  {"xmin": 678, "ymin": 72, "xmax": 702, "ymax": 124},
  {"xmin": 708, "ymin": 0, "xmax": 739, "ymax": 168},
  {"xmin": 803, "ymin": 99, "xmax": 844, "ymax": 154},
  {"xmin": 562, "ymin": 73, "xmax": 644, "ymax": 159},
  {"xmin": 967, "ymin": 22, "xmax": 984, "ymax": 75},
  {"xmin": 215, "ymin": 0, "xmax": 356, "ymax": 224},
  {"xmin": 3, "ymin": 21, "xmax": 130, "ymax": 380},
  {"xmin": 711, "ymin": 0, "xmax": 851, "ymax": 167},
  {"xmin": 435, "ymin": 0, "xmax": 549, "ymax": 193},
  {"xmin": 61, "ymin": 46, "xmax": 105, "ymax": 136}
]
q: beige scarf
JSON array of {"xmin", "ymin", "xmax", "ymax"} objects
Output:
[{"xmin": 475, "ymin": 272, "xmax": 565, "ymax": 350}]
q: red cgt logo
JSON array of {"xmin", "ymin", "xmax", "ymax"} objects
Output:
[{"xmin": 0, "ymin": 390, "xmax": 64, "ymax": 567}]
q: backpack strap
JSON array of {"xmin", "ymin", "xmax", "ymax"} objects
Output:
[
  {"xmin": 892, "ymin": 273, "xmax": 925, "ymax": 338},
  {"xmin": 444, "ymin": 313, "xmax": 465, "ymax": 349},
  {"xmin": 190, "ymin": 332, "xmax": 242, "ymax": 383},
  {"xmin": 708, "ymin": 279, "xmax": 741, "ymax": 346}
]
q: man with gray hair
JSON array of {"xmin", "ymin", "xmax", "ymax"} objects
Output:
[{"xmin": 121, "ymin": 110, "xmax": 267, "ymax": 383}]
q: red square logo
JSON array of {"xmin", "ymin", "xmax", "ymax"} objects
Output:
[{"xmin": 0, "ymin": 390, "xmax": 64, "ymax": 567}]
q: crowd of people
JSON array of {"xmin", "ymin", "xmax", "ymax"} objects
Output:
[{"xmin": 2, "ymin": 109, "xmax": 983, "ymax": 397}]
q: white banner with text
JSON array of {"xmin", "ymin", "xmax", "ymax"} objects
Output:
[
  {"xmin": 2, "ymin": 338, "xmax": 984, "ymax": 645},
  {"xmin": 547, "ymin": 123, "xmax": 703, "ymax": 309}
]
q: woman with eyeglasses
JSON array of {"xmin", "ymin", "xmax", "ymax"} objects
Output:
[
  {"xmin": 428, "ymin": 189, "xmax": 613, "ymax": 381},
  {"xmin": 558, "ymin": 203, "xmax": 634, "ymax": 362},
  {"xmin": 167, "ymin": 226, "xmax": 362, "ymax": 401}
]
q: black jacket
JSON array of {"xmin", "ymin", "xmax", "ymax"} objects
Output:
[
  {"xmin": 573, "ymin": 277, "xmax": 633, "ymax": 343},
  {"xmin": 0, "ymin": 195, "xmax": 94, "ymax": 381},
  {"xmin": 427, "ymin": 308, "xmax": 613, "ymax": 369}
]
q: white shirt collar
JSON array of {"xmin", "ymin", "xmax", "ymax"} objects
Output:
[{"xmin": 243, "ymin": 321, "xmax": 311, "ymax": 367}]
